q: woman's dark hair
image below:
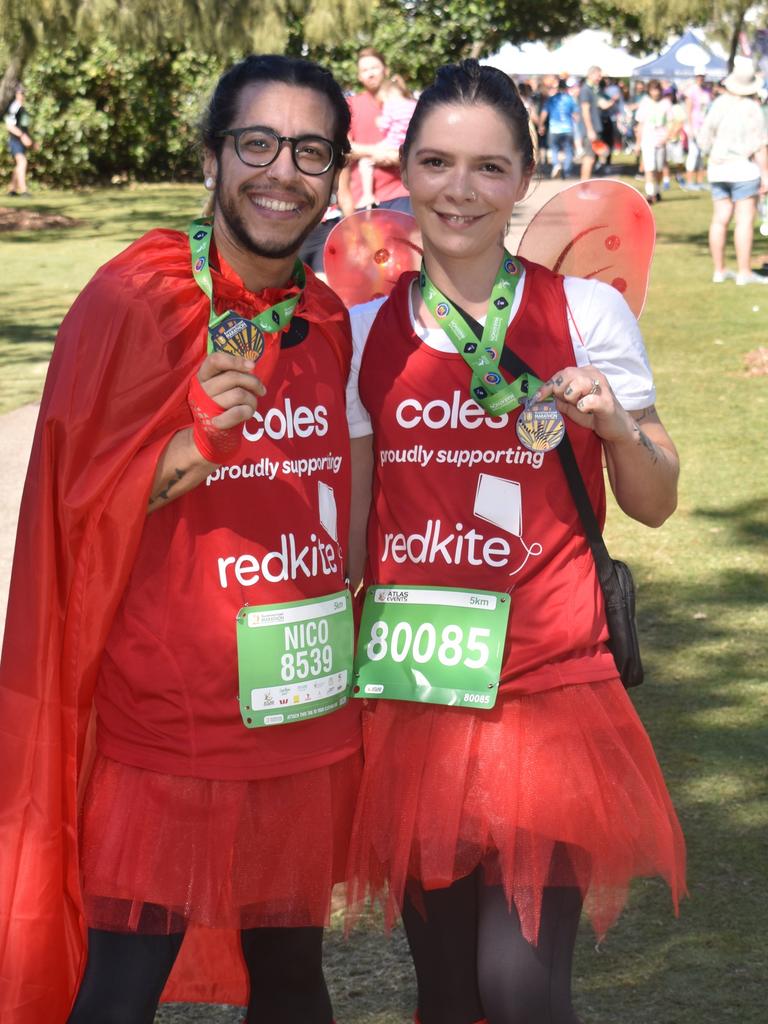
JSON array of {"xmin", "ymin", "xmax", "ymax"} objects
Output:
[
  {"xmin": 201, "ymin": 54, "xmax": 350, "ymax": 169},
  {"xmin": 402, "ymin": 59, "xmax": 535, "ymax": 170}
]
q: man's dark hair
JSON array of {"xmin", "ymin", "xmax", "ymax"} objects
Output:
[
  {"xmin": 201, "ymin": 54, "xmax": 350, "ymax": 168},
  {"xmin": 402, "ymin": 59, "xmax": 535, "ymax": 171}
]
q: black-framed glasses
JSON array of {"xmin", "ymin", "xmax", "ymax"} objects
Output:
[{"xmin": 218, "ymin": 126, "xmax": 336, "ymax": 175}]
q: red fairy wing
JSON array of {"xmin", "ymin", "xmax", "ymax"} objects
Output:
[
  {"xmin": 324, "ymin": 209, "xmax": 423, "ymax": 307},
  {"xmin": 516, "ymin": 180, "xmax": 655, "ymax": 318}
]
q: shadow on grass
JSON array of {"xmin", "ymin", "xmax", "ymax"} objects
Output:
[
  {"xmin": 580, "ymin": 517, "xmax": 768, "ymax": 1022},
  {"xmin": 692, "ymin": 496, "xmax": 768, "ymax": 547},
  {"xmin": 0, "ymin": 321, "xmax": 58, "ymax": 350}
]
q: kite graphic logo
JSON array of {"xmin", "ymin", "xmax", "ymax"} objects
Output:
[
  {"xmin": 193, "ymin": 230, "xmax": 207, "ymax": 241},
  {"xmin": 494, "ymin": 297, "xmax": 509, "ymax": 310},
  {"xmin": 473, "ymin": 473, "xmax": 542, "ymax": 577},
  {"xmin": 318, "ymin": 481, "xmax": 338, "ymax": 543}
]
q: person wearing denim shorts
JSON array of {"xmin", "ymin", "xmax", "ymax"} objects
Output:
[{"xmin": 697, "ymin": 58, "xmax": 768, "ymax": 285}]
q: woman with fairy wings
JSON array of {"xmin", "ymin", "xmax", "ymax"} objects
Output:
[{"xmin": 344, "ymin": 60, "xmax": 685, "ymax": 1024}]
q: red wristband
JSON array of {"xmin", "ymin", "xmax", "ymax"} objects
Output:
[{"xmin": 187, "ymin": 374, "xmax": 244, "ymax": 465}]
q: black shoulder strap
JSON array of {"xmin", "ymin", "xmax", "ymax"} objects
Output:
[
  {"xmin": 450, "ymin": 299, "xmax": 617, "ymax": 590},
  {"xmin": 498, "ymin": 345, "xmax": 617, "ymax": 590}
]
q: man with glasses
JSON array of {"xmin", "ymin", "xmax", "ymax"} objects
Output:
[{"xmin": 0, "ymin": 54, "xmax": 361, "ymax": 1023}]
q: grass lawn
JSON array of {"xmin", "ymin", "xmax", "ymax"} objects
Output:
[
  {"xmin": 3, "ymin": 179, "xmax": 767, "ymax": 1022},
  {"xmin": 0, "ymin": 184, "xmax": 202, "ymax": 413}
]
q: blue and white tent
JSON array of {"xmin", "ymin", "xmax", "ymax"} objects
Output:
[{"xmin": 632, "ymin": 29, "xmax": 728, "ymax": 80}]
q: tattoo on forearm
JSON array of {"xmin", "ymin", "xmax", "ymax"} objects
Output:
[
  {"xmin": 635, "ymin": 404, "xmax": 657, "ymax": 423},
  {"xmin": 634, "ymin": 424, "xmax": 660, "ymax": 463},
  {"xmin": 148, "ymin": 467, "xmax": 187, "ymax": 509}
]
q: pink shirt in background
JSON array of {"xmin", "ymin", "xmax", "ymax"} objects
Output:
[
  {"xmin": 377, "ymin": 96, "xmax": 417, "ymax": 149},
  {"xmin": 685, "ymin": 82, "xmax": 711, "ymax": 133},
  {"xmin": 348, "ymin": 91, "xmax": 409, "ymax": 208}
]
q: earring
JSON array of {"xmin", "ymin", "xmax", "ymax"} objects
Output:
[
  {"xmin": 330, "ymin": 192, "xmax": 338, "ymax": 205},
  {"xmin": 204, "ymin": 176, "xmax": 215, "ymax": 190}
]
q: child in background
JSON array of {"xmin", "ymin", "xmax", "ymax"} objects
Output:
[
  {"xmin": 664, "ymin": 85, "xmax": 688, "ymax": 187},
  {"xmin": 636, "ymin": 79, "xmax": 670, "ymax": 205},
  {"xmin": 358, "ymin": 75, "xmax": 417, "ymax": 208}
]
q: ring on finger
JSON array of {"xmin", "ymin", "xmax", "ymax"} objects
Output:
[{"xmin": 588, "ymin": 378, "xmax": 601, "ymax": 396}]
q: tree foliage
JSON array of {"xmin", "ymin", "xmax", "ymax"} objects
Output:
[
  {"xmin": 590, "ymin": 0, "xmax": 766, "ymax": 69},
  {"xmin": 297, "ymin": 0, "xmax": 583, "ymax": 90},
  {"xmin": 0, "ymin": 38, "xmax": 222, "ymax": 186},
  {"xmin": 0, "ymin": 0, "xmax": 367, "ymax": 112}
]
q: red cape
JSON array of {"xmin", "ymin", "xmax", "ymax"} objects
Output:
[{"xmin": 0, "ymin": 229, "xmax": 351, "ymax": 1020}]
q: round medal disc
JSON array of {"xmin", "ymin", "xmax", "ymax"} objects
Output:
[
  {"xmin": 209, "ymin": 316, "xmax": 265, "ymax": 362},
  {"xmin": 516, "ymin": 400, "xmax": 566, "ymax": 452}
]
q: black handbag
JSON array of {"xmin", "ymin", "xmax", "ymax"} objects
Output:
[{"xmin": 499, "ymin": 346, "xmax": 644, "ymax": 688}]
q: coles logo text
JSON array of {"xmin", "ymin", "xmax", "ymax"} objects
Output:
[
  {"xmin": 244, "ymin": 398, "xmax": 328, "ymax": 442},
  {"xmin": 396, "ymin": 390, "xmax": 509, "ymax": 431}
]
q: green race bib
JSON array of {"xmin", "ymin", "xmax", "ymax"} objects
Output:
[
  {"xmin": 354, "ymin": 585, "xmax": 510, "ymax": 709},
  {"xmin": 237, "ymin": 590, "xmax": 353, "ymax": 728}
]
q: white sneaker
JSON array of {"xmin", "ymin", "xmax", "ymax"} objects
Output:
[
  {"xmin": 735, "ymin": 272, "xmax": 768, "ymax": 286},
  {"xmin": 712, "ymin": 270, "xmax": 735, "ymax": 283}
]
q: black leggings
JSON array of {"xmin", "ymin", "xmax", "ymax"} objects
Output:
[
  {"xmin": 402, "ymin": 869, "xmax": 584, "ymax": 1024},
  {"xmin": 67, "ymin": 925, "xmax": 333, "ymax": 1024}
]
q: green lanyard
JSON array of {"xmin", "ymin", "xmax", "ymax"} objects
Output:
[
  {"xmin": 419, "ymin": 252, "xmax": 544, "ymax": 416},
  {"xmin": 188, "ymin": 219, "xmax": 306, "ymax": 355}
]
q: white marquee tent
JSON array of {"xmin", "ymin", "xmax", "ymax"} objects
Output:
[
  {"xmin": 483, "ymin": 41, "xmax": 559, "ymax": 77},
  {"xmin": 548, "ymin": 30, "xmax": 642, "ymax": 78},
  {"xmin": 484, "ymin": 31, "xmax": 642, "ymax": 79}
]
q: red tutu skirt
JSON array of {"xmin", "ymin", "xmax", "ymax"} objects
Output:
[
  {"xmin": 80, "ymin": 750, "xmax": 362, "ymax": 933},
  {"xmin": 347, "ymin": 678, "xmax": 686, "ymax": 943}
]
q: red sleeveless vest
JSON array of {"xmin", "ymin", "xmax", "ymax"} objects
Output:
[{"xmin": 359, "ymin": 261, "xmax": 619, "ymax": 695}]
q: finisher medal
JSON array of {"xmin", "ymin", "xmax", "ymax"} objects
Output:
[
  {"xmin": 188, "ymin": 218, "xmax": 305, "ymax": 386},
  {"xmin": 209, "ymin": 316, "xmax": 265, "ymax": 362},
  {"xmin": 516, "ymin": 398, "xmax": 566, "ymax": 452}
]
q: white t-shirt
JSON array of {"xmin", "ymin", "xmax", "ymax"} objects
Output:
[
  {"xmin": 3, "ymin": 99, "xmax": 21, "ymax": 130},
  {"xmin": 698, "ymin": 93, "xmax": 768, "ymax": 183},
  {"xmin": 346, "ymin": 270, "xmax": 655, "ymax": 438}
]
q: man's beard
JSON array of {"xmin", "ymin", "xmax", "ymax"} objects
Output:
[{"xmin": 214, "ymin": 178, "xmax": 330, "ymax": 261}]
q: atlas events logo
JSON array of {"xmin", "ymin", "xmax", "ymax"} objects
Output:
[{"xmin": 395, "ymin": 390, "xmax": 509, "ymax": 430}]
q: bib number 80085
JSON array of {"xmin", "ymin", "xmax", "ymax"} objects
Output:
[{"xmin": 365, "ymin": 621, "xmax": 491, "ymax": 669}]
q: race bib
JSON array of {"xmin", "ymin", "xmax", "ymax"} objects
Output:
[
  {"xmin": 354, "ymin": 585, "xmax": 510, "ymax": 709},
  {"xmin": 237, "ymin": 590, "xmax": 353, "ymax": 728}
]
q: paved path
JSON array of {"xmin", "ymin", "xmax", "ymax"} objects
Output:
[
  {"xmin": 0, "ymin": 176, "xmax": 571, "ymax": 640},
  {"xmin": 0, "ymin": 403, "xmax": 38, "ymax": 634}
]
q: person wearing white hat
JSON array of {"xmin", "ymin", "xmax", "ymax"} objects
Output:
[{"xmin": 697, "ymin": 57, "xmax": 768, "ymax": 285}]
